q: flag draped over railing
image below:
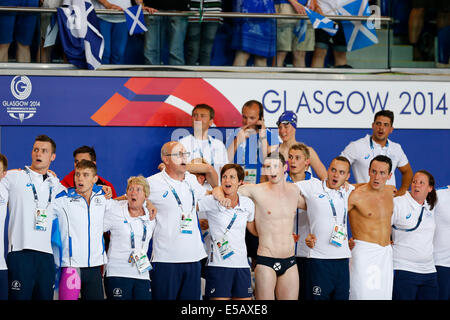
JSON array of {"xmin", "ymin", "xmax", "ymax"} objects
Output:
[{"xmin": 56, "ymin": 0, "xmax": 104, "ymax": 69}]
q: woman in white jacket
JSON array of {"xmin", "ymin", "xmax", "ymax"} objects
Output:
[
  {"xmin": 104, "ymin": 175, "xmax": 155, "ymax": 300},
  {"xmin": 391, "ymin": 170, "xmax": 438, "ymax": 300}
]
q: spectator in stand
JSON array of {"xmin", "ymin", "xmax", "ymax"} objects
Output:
[
  {"xmin": 143, "ymin": 0, "xmax": 189, "ymax": 65},
  {"xmin": 232, "ymin": 0, "xmax": 276, "ymax": 67},
  {"xmin": 186, "ymin": 0, "xmax": 222, "ymax": 66},
  {"xmin": 0, "ymin": 0, "xmax": 40, "ymax": 62},
  {"xmin": 310, "ymin": 0, "xmax": 350, "ymax": 68},
  {"xmin": 92, "ymin": 0, "xmax": 156, "ymax": 65},
  {"xmin": 275, "ymin": 0, "xmax": 316, "ymax": 68},
  {"xmin": 39, "ymin": 0, "xmax": 63, "ymax": 63}
]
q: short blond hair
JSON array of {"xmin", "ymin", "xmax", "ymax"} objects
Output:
[
  {"xmin": 289, "ymin": 143, "xmax": 310, "ymax": 159},
  {"xmin": 127, "ymin": 175, "xmax": 150, "ymax": 198}
]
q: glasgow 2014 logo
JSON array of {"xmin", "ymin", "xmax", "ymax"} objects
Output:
[{"xmin": 3, "ymin": 75, "xmax": 40, "ymax": 122}]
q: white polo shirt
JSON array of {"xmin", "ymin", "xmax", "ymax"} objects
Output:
[
  {"xmin": 53, "ymin": 185, "xmax": 113, "ymax": 268},
  {"xmin": 179, "ymin": 134, "xmax": 229, "ymax": 179},
  {"xmin": 198, "ymin": 194, "xmax": 254, "ymax": 268},
  {"xmin": 104, "ymin": 200, "xmax": 155, "ymax": 280},
  {"xmin": 147, "ymin": 170, "xmax": 207, "ymax": 263},
  {"xmin": 286, "ymin": 172, "xmax": 312, "ymax": 258},
  {"xmin": 296, "ymin": 178, "xmax": 353, "ymax": 259},
  {"xmin": 1, "ymin": 167, "xmax": 64, "ymax": 255},
  {"xmin": 341, "ymin": 134, "xmax": 409, "ymax": 186},
  {"xmin": 392, "ymin": 192, "xmax": 436, "ymax": 274},
  {"xmin": 0, "ymin": 183, "xmax": 7, "ymax": 270},
  {"xmin": 433, "ymin": 186, "xmax": 450, "ymax": 268}
]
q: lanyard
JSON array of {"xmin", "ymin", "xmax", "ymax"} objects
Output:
[
  {"xmin": 24, "ymin": 167, "xmax": 53, "ymax": 209},
  {"xmin": 211, "ymin": 211, "xmax": 238, "ymax": 242},
  {"xmin": 124, "ymin": 213, "xmax": 148, "ymax": 250},
  {"xmin": 162, "ymin": 172, "xmax": 195, "ymax": 214},
  {"xmin": 322, "ymin": 180, "xmax": 346, "ymax": 226},
  {"xmin": 195, "ymin": 136, "xmax": 214, "ymax": 167},
  {"xmin": 392, "ymin": 207, "xmax": 425, "ymax": 232}
]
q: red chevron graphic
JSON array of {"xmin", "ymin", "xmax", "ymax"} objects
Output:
[{"xmin": 91, "ymin": 78, "xmax": 242, "ymax": 127}]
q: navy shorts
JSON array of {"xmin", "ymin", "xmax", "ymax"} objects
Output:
[
  {"xmin": 0, "ymin": 269, "xmax": 7, "ymax": 300},
  {"xmin": 7, "ymin": 249, "xmax": 55, "ymax": 300},
  {"xmin": 0, "ymin": 0, "xmax": 40, "ymax": 45},
  {"xmin": 305, "ymin": 258, "xmax": 349, "ymax": 300},
  {"xmin": 79, "ymin": 266, "xmax": 105, "ymax": 300},
  {"xmin": 151, "ymin": 261, "xmax": 201, "ymax": 300},
  {"xmin": 205, "ymin": 266, "xmax": 252, "ymax": 299},
  {"xmin": 436, "ymin": 265, "xmax": 450, "ymax": 300},
  {"xmin": 393, "ymin": 270, "xmax": 439, "ymax": 300},
  {"xmin": 105, "ymin": 276, "xmax": 152, "ymax": 300},
  {"xmin": 296, "ymin": 257, "xmax": 307, "ymax": 300}
]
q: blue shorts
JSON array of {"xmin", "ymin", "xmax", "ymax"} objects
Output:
[
  {"xmin": 205, "ymin": 266, "xmax": 252, "ymax": 299},
  {"xmin": 0, "ymin": 0, "xmax": 39, "ymax": 45},
  {"xmin": 393, "ymin": 269, "xmax": 439, "ymax": 300},
  {"xmin": 7, "ymin": 249, "xmax": 55, "ymax": 300},
  {"xmin": 151, "ymin": 261, "xmax": 201, "ymax": 300},
  {"xmin": 105, "ymin": 276, "xmax": 152, "ymax": 300},
  {"xmin": 305, "ymin": 258, "xmax": 350, "ymax": 300},
  {"xmin": 436, "ymin": 266, "xmax": 450, "ymax": 300},
  {"xmin": 0, "ymin": 269, "xmax": 7, "ymax": 300}
]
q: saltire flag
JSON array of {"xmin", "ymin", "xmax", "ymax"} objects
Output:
[
  {"xmin": 124, "ymin": 5, "xmax": 148, "ymax": 36},
  {"xmin": 57, "ymin": 0, "xmax": 104, "ymax": 70},
  {"xmin": 304, "ymin": 7, "xmax": 338, "ymax": 36},
  {"xmin": 338, "ymin": 0, "xmax": 378, "ymax": 51}
]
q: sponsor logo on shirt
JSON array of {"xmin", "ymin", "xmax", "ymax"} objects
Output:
[{"xmin": 312, "ymin": 286, "xmax": 321, "ymax": 296}]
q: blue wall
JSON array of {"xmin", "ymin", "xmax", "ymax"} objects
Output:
[{"xmin": 1, "ymin": 126, "xmax": 449, "ymax": 195}]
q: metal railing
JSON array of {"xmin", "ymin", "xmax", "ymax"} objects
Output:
[{"xmin": 0, "ymin": 6, "xmax": 392, "ymax": 22}]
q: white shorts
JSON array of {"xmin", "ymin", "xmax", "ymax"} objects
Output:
[{"xmin": 349, "ymin": 240, "xmax": 393, "ymax": 300}]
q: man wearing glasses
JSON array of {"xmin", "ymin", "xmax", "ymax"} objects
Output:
[{"xmin": 146, "ymin": 141, "xmax": 216, "ymax": 300}]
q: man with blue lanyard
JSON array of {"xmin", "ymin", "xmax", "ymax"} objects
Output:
[
  {"xmin": 286, "ymin": 143, "xmax": 312, "ymax": 300},
  {"xmin": 341, "ymin": 110, "xmax": 413, "ymax": 196},
  {"xmin": 179, "ymin": 103, "xmax": 229, "ymax": 182},
  {"xmin": 297, "ymin": 156, "xmax": 354, "ymax": 300},
  {"xmin": 0, "ymin": 135, "xmax": 64, "ymax": 300},
  {"xmin": 147, "ymin": 141, "xmax": 209, "ymax": 300}
]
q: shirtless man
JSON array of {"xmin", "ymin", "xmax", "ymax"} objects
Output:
[
  {"xmin": 213, "ymin": 152, "xmax": 300, "ymax": 300},
  {"xmin": 347, "ymin": 155, "xmax": 396, "ymax": 300}
]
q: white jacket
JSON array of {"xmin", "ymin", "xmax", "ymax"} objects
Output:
[{"xmin": 53, "ymin": 185, "xmax": 113, "ymax": 268}]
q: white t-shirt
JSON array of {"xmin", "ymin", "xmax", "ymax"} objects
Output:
[
  {"xmin": 296, "ymin": 178, "xmax": 354, "ymax": 259},
  {"xmin": 147, "ymin": 170, "xmax": 207, "ymax": 263},
  {"xmin": 198, "ymin": 194, "xmax": 254, "ymax": 268},
  {"xmin": 433, "ymin": 187, "xmax": 450, "ymax": 268},
  {"xmin": 286, "ymin": 172, "xmax": 312, "ymax": 258},
  {"xmin": 0, "ymin": 183, "xmax": 8, "ymax": 270},
  {"xmin": 179, "ymin": 134, "xmax": 229, "ymax": 180},
  {"xmin": 1, "ymin": 167, "xmax": 64, "ymax": 255},
  {"xmin": 341, "ymin": 134, "xmax": 409, "ymax": 186},
  {"xmin": 317, "ymin": 0, "xmax": 346, "ymax": 15},
  {"xmin": 392, "ymin": 192, "xmax": 436, "ymax": 274},
  {"xmin": 104, "ymin": 200, "xmax": 155, "ymax": 280}
]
